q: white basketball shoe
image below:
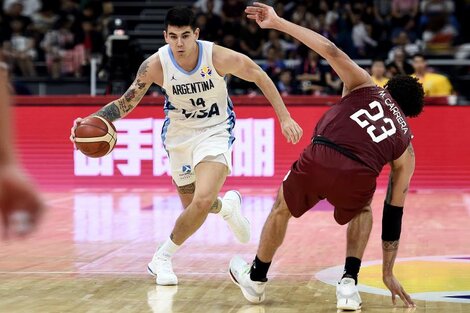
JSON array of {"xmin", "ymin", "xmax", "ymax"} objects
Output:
[
  {"xmin": 336, "ymin": 277, "xmax": 362, "ymax": 310},
  {"xmin": 147, "ymin": 252, "xmax": 178, "ymax": 286},
  {"xmin": 229, "ymin": 256, "xmax": 267, "ymax": 304},
  {"xmin": 221, "ymin": 190, "xmax": 251, "ymax": 243}
]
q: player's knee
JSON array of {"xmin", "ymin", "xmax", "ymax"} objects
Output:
[{"xmin": 191, "ymin": 196, "xmax": 215, "ymax": 214}]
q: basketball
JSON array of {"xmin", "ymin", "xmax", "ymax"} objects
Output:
[{"xmin": 74, "ymin": 116, "xmax": 117, "ymax": 158}]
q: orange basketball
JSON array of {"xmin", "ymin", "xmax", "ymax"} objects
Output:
[{"xmin": 74, "ymin": 116, "xmax": 117, "ymax": 158}]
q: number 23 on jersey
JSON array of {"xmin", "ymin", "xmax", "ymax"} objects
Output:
[{"xmin": 350, "ymin": 101, "xmax": 397, "ymax": 143}]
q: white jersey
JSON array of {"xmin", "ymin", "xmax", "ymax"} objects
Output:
[{"xmin": 158, "ymin": 40, "xmax": 235, "ymax": 150}]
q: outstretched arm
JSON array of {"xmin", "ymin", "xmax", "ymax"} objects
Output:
[
  {"xmin": 245, "ymin": 2, "xmax": 373, "ymax": 94},
  {"xmin": 93, "ymin": 54, "xmax": 161, "ymax": 121},
  {"xmin": 382, "ymin": 143, "xmax": 416, "ymax": 308},
  {"xmin": 213, "ymin": 44, "xmax": 303, "ymax": 144}
]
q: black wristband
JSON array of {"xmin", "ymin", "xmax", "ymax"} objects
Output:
[{"xmin": 381, "ymin": 202, "xmax": 403, "ymax": 241}]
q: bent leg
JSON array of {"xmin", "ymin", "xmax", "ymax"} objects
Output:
[{"xmin": 170, "ymin": 161, "xmax": 228, "ymax": 245}]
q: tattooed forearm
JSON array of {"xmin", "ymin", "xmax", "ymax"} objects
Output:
[
  {"xmin": 382, "ymin": 240, "xmax": 399, "ymax": 251},
  {"xmin": 95, "ymin": 103, "xmax": 121, "ymax": 121},
  {"xmin": 136, "ymin": 79, "xmax": 147, "ymax": 90},
  {"xmin": 137, "ymin": 59, "xmax": 150, "ymax": 77},
  {"xmin": 117, "ymin": 97, "xmax": 134, "ymax": 113},
  {"xmin": 124, "ymin": 88, "xmax": 136, "ymax": 102},
  {"xmin": 177, "ymin": 183, "xmax": 195, "ymax": 195}
]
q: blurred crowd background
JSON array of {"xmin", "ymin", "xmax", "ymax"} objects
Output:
[{"xmin": 1, "ymin": 0, "xmax": 469, "ymax": 99}]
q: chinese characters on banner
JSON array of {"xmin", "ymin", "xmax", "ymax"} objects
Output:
[{"xmin": 74, "ymin": 118, "xmax": 275, "ymax": 177}]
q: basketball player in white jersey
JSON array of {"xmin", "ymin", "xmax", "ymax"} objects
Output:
[{"xmin": 70, "ymin": 7, "xmax": 303, "ymax": 285}]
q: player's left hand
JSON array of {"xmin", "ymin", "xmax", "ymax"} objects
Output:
[
  {"xmin": 280, "ymin": 116, "xmax": 303, "ymax": 144},
  {"xmin": 383, "ymin": 274, "xmax": 416, "ymax": 308},
  {"xmin": 0, "ymin": 165, "xmax": 45, "ymax": 238}
]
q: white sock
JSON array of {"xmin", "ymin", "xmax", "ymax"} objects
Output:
[{"xmin": 156, "ymin": 238, "xmax": 180, "ymax": 259}]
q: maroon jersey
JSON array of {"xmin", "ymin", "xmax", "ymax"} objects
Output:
[{"xmin": 314, "ymin": 86, "xmax": 412, "ymax": 175}]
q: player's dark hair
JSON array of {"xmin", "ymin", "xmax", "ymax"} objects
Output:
[
  {"xmin": 385, "ymin": 75, "xmax": 424, "ymax": 118},
  {"xmin": 164, "ymin": 7, "xmax": 196, "ymax": 31}
]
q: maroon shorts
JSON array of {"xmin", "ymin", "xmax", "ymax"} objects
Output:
[{"xmin": 283, "ymin": 143, "xmax": 377, "ymax": 225}]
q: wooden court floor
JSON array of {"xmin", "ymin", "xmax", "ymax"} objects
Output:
[{"xmin": 1, "ymin": 188, "xmax": 469, "ymax": 312}]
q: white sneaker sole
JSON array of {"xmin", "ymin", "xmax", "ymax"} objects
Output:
[
  {"xmin": 229, "ymin": 268, "xmax": 265, "ymax": 304},
  {"xmin": 337, "ymin": 298, "xmax": 362, "ymax": 311},
  {"xmin": 147, "ymin": 264, "xmax": 178, "ymax": 286}
]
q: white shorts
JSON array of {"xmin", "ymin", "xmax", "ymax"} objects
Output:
[{"xmin": 166, "ymin": 126, "xmax": 233, "ymax": 187}]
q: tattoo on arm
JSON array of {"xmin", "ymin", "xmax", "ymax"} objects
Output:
[
  {"xmin": 115, "ymin": 98, "xmax": 133, "ymax": 114},
  {"xmin": 177, "ymin": 183, "xmax": 195, "ymax": 195},
  {"xmin": 95, "ymin": 103, "xmax": 121, "ymax": 121},
  {"xmin": 137, "ymin": 59, "xmax": 150, "ymax": 77},
  {"xmin": 382, "ymin": 240, "xmax": 399, "ymax": 251}
]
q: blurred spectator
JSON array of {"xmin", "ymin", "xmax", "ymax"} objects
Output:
[
  {"xmin": 351, "ymin": 13, "xmax": 377, "ymax": 57},
  {"xmin": 97, "ymin": 1, "xmax": 114, "ymax": 39},
  {"xmin": 240, "ymin": 20, "xmax": 264, "ymax": 59},
  {"xmin": 76, "ymin": 19, "xmax": 103, "ymax": 64},
  {"xmin": 262, "ymin": 30, "xmax": 296, "ymax": 58},
  {"xmin": 221, "ymin": 0, "xmax": 245, "ymax": 23},
  {"xmin": 277, "ymin": 69, "xmax": 296, "ymax": 96},
  {"xmin": 412, "ymin": 53, "xmax": 453, "ymax": 96},
  {"xmin": 193, "ymin": 0, "xmax": 223, "ymax": 16},
  {"xmin": 221, "ymin": 33, "xmax": 241, "ymax": 53},
  {"xmin": 324, "ymin": 66, "xmax": 342, "ymax": 95},
  {"xmin": 41, "ymin": 18, "xmax": 84, "ymax": 78},
  {"xmin": 291, "ymin": 3, "xmax": 314, "ymax": 28},
  {"xmin": 370, "ymin": 59, "xmax": 388, "ymax": 87},
  {"xmin": 391, "ymin": 0, "xmax": 419, "ymax": 39},
  {"xmin": 3, "ymin": 18, "xmax": 37, "ymax": 76},
  {"xmin": 31, "ymin": 5, "xmax": 58, "ymax": 37},
  {"xmin": 296, "ymin": 50, "xmax": 324, "ymax": 95},
  {"xmin": 388, "ymin": 31, "xmax": 421, "ymax": 60},
  {"xmin": 262, "ymin": 46, "xmax": 285, "ymax": 84},
  {"xmin": 387, "ymin": 47, "xmax": 414, "ymax": 76},
  {"xmin": 3, "ymin": 0, "xmax": 41, "ymax": 17},
  {"xmin": 3, "ymin": 1, "xmax": 32, "ymax": 32},
  {"xmin": 60, "ymin": 0, "xmax": 80, "ymax": 23},
  {"xmin": 421, "ymin": 0, "xmax": 457, "ymax": 54}
]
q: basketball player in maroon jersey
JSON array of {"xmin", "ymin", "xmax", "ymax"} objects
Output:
[{"xmin": 229, "ymin": 3, "xmax": 424, "ymax": 310}]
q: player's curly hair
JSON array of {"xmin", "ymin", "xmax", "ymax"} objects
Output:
[{"xmin": 385, "ymin": 75, "xmax": 424, "ymax": 118}]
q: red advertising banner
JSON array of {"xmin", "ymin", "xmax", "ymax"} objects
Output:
[{"xmin": 13, "ymin": 97, "xmax": 470, "ymax": 190}]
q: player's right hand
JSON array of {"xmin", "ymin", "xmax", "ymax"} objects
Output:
[
  {"xmin": 383, "ymin": 274, "xmax": 416, "ymax": 308},
  {"xmin": 69, "ymin": 118, "xmax": 83, "ymax": 148},
  {"xmin": 245, "ymin": 2, "xmax": 281, "ymax": 30}
]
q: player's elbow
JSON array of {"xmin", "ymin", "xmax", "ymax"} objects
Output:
[
  {"xmin": 325, "ymin": 42, "xmax": 340, "ymax": 58},
  {"xmin": 250, "ymin": 67, "xmax": 268, "ymax": 85}
]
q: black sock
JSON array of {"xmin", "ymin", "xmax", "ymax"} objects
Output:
[
  {"xmin": 250, "ymin": 255, "xmax": 270, "ymax": 282},
  {"xmin": 341, "ymin": 257, "xmax": 361, "ymax": 285}
]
